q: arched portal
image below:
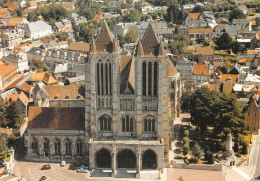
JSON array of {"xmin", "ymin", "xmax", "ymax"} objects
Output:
[
  {"xmin": 142, "ymin": 150, "xmax": 157, "ymax": 169},
  {"xmin": 96, "ymin": 148, "xmax": 111, "ymax": 168},
  {"xmin": 117, "ymin": 149, "xmax": 136, "ymax": 168}
]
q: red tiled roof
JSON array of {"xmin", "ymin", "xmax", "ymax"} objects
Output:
[
  {"xmin": 5, "ymin": 1, "xmax": 17, "ymax": 12},
  {"xmin": 189, "ymin": 13, "xmax": 201, "ymax": 20},
  {"xmin": 221, "ymin": 74, "xmax": 238, "ymax": 82},
  {"xmin": 195, "ymin": 47, "xmax": 214, "ymax": 56},
  {"xmin": 28, "ymin": 107, "xmax": 85, "ymax": 130},
  {"xmin": 0, "ymin": 63, "xmax": 16, "ymax": 77},
  {"xmin": 193, "ymin": 64, "xmax": 210, "ymax": 75}
]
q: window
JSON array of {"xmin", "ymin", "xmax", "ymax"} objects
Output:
[
  {"xmin": 54, "ymin": 138, "xmax": 60, "ymax": 154},
  {"xmin": 142, "ymin": 62, "xmax": 146, "ymax": 95},
  {"xmin": 144, "ymin": 116, "xmax": 156, "ymax": 132},
  {"xmin": 43, "ymin": 138, "xmax": 49, "ymax": 150},
  {"xmin": 247, "ymin": 126, "xmax": 249, "ymax": 130},
  {"xmin": 76, "ymin": 139, "xmax": 83, "ymax": 155},
  {"xmin": 32, "ymin": 138, "xmax": 38, "ymax": 151},
  {"xmin": 65, "ymin": 138, "xmax": 71, "ymax": 155},
  {"xmin": 122, "ymin": 115, "xmax": 134, "ymax": 132},
  {"xmin": 99, "ymin": 114, "xmax": 112, "ymax": 131}
]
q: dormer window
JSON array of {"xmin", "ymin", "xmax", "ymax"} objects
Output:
[
  {"xmin": 65, "ymin": 96, "xmax": 69, "ymax": 99},
  {"xmin": 76, "ymin": 96, "xmax": 80, "ymax": 99},
  {"xmin": 54, "ymin": 96, "xmax": 58, "ymax": 99}
]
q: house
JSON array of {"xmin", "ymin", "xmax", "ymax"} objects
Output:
[
  {"xmin": 176, "ymin": 60, "xmax": 194, "ymax": 81},
  {"xmin": 204, "ymin": 82, "xmax": 234, "ymax": 94},
  {"xmin": 1, "ymin": 52, "xmax": 29, "ymax": 73},
  {"xmin": 244, "ymin": 93, "xmax": 260, "ymax": 134},
  {"xmin": 24, "ymin": 20, "xmax": 52, "ymax": 39},
  {"xmin": 121, "ymin": 9, "xmax": 130, "ymax": 15},
  {"xmin": 251, "ymin": 33, "xmax": 260, "ymax": 49},
  {"xmin": 0, "ymin": 30, "xmax": 23, "ymax": 48},
  {"xmin": 113, "ymin": 22, "xmax": 138, "ymax": 37},
  {"xmin": 192, "ymin": 64, "xmax": 210, "ymax": 86},
  {"xmin": 4, "ymin": 74, "xmax": 32, "ymax": 98},
  {"xmin": 62, "ymin": 2, "xmax": 75, "ymax": 9},
  {"xmin": 27, "ymin": 72, "xmax": 58, "ymax": 86},
  {"xmin": 31, "ymin": 84, "xmax": 84, "ymax": 107},
  {"xmin": 70, "ymin": 13, "xmax": 87, "ymax": 25},
  {"xmin": 236, "ymin": 5, "xmax": 248, "ymax": 14},
  {"xmin": 4, "ymin": 1, "xmax": 17, "ymax": 12},
  {"xmin": 216, "ymin": 17, "xmax": 229, "ymax": 24},
  {"xmin": 185, "ymin": 13, "xmax": 203, "ymax": 25},
  {"xmin": 187, "ymin": 20, "xmax": 207, "ymax": 28},
  {"xmin": 214, "ymin": 24, "xmax": 226, "ymax": 37},
  {"xmin": 226, "ymin": 25, "xmax": 239, "ymax": 38},
  {"xmin": 68, "ymin": 41, "xmax": 90, "ymax": 54},
  {"xmin": 188, "ymin": 28, "xmax": 214, "ymax": 40},
  {"xmin": 194, "ymin": 47, "xmax": 215, "ymax": 62},
  {"xmin": 5, "ymin": 91, "xmax": 29, "ymax": 114},
  {"xmin": 0, "ymin": 62, "xmax": 17, "ymax": 90},
  {"xmin": 238, "ymin": 57, "xmax": 254, "ymax": 66},
  {"xmin": 108, "ymin": 1, "xmax": 120, "ymax": 8},
  {"xmin": 53, "ymin": 19, "xmax": 72, "ymax": 33},
  {"xmin": 28, "ymin": 1, "xmax": 37, "ymax": 9},
  {"xmin": 232, "ymin": 19, "xmax": 252, "ymax": 31}
]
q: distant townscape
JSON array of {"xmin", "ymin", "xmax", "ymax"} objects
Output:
[{"xmin": 0, "ymin": 0, "xmax": 259, "ymax": 180}]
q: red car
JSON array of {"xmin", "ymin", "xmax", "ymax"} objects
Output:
[{"xmin": 41, "ymin": 164, "xmax": 51, "ymax": 170}]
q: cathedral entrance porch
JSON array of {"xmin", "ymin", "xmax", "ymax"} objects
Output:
[{"xmin": 88, "ymin": 139, "xmax": 164, "ymax": 179}]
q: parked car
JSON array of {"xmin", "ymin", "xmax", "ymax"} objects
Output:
[
  {"xmin": 60, "ymin": 161, "xmax": 66, "ymax": 166},
  {"xmin": 39, "ymin": 176, "xmax": 46, "ymax": 181},
  {"xmin": 76, "ymin": 168, "xmax": 88, "ymax": 173},
  {"xmin": 41, "ymin": 164, "xmax": 51, "ymax": 170}
]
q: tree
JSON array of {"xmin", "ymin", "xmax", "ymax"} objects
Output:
[
  {"xmin": 123, "ymin": 9, "xmax": 140, "ymax": 22},
  {"xmin": 208, "ymin": 153, "xmax": 215, "ymax": 164},
  {"xmin": 79, "ymin": 26, "xmax": 94, "ymax": 43},
  {"xmin": 192, "ymin": 5, "xmax": 203, "ymax": 13},
  {"xmin": 183, "ymin": 143, "xmax": 190, "ymax": 155},
  {"xmin": 33, "ymin": 59, "xmax": 43, "ymax": 72},
  {"xmin": 234, "ymin": 142, "xmax": 239, "ymax": 152},
  {"xmin": 214, "ymin": 93, "xmax": 244, "ymax": 136},
  {"xmin": 242, "ymin": 143, "xmax": 248, "ymax": 154},
  {"xmin": 229, "ymin": 9, "xmax": 245, "ymax": 22},
  {"xmin": 64, "ymin": 79, "xmax": 70, "ymax": 85},
  {"xmin": 124, "ymin": 28, "xmax": 138, "ymax": 43},
  {"xmin": 230, "ymin": 41, "xmax": 241, "ymax": 54},
  {"xmin": 5, "ymin": 103, "xmax": 25, "ymax": 129},
  {"xmin": 181, "ymin": 90, "xmax": 193, "ymax": 112},
  {"xmin": 183, "ymin": 136, "xmax": 189, "ymax": 144},
  {"xmin": 166, "ymin": 3, "xmax": 184, "ymax": 24},
  {"xmin": 190, "ymin": 87, "xmax": 219, "ymax": 131},
  {"xmin": 0, "ymin": 135, "xmax": 6, "ymax": 152},
  {"xmin": 192, "ymin": 143, "xmax": 203, "ymax": 161},
  {"xmin": 184, "ymin": 129, "xmax": 189, "ymax": 137},
  {"xmin": 215, "ymin": 33, "xmax": 232, "ymax": 50}
]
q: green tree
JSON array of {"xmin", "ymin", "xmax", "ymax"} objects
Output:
[
  {"xmin": 0, "ymin": 135, "xmax": 6, "ymax": 152},
  {"xmin": 79, "ymin": 26, "xmax": 94, "ymax": 43},
  {"xmin": 192, "ymin": 5, "xmax": 203, "ymax": 13},
  {"xmin": 123, "ymin": 9, "xmax": 140, "ymax": 22},
  {"xmin": 181, "ymin": 90, "xmax": 193, "ymax": 112},
  {"xmin": 166, "ymin": 3, "xmax": 184, "ymax": 24},
  {"xmin": 192, "ymin": 143, "xmax": 203, "ymax": 162},
  {"xmin": 234, "ymin": 142, "xmax": 239, "ymax": 152},
  {"xmin": 208, "ymin": 152, "xmax": 215, "ymax": 164},
  {"xmin": 33, "ymin": 59, "xmax": 43, "ymax": 72},
  {"xmin": 183, "ymin": 143, "xmax": 190, "ymax": 155},
  {"xmin": 183, "ymin": 136, "xmax": 189, "ymax": 144},
  {"xmin": 215, "ymin": 32, "xmax": 232, "ymax": 50},
  {"xmin": 242, "ymin": 143, "xmax": 248, "ymax": 154},
  {"xmin": 229, "ymin": 9, "xmax": 245, "ymax": 22},
  {"xmin": 230, "ymin": 41, "xmax": 241, "ymax": 54},
  {"xmin": 124, "ymin": 28, "xmax": 138, "ymax": 43},
  {"xmin": 190, "ymin": 87, "xmax": 219, "ymax": 131},
  {"xmin": 184, "ymin": 129, "xmax": 189, "ymax": 137},
  {"xmin": 214, "ymin": 93, "xmax": 244, "ymax": 136},
  {"xmin": 5, "ymin": 103, "xmax": 25, "ymax": 129}
]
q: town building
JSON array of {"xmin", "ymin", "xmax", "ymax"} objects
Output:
[
  {"xmin": 24, "ymin": 22, "xmax": 181, "ymax": 178},
  {"xmin": 24, "ymin": 20, "xmax": 52, "ymax": 39},
  {"xmin": 0, "ymin": 62, "xmax": 17, "ymax": 90}
]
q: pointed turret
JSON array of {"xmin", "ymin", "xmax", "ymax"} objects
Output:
[
  {"xmin": 95, "ymin": 21, "xmax": 114, "ymax": 53},
  {"xmin": 141, "ymin": 22, "xmax": 159, "ymax": 56},
  {"xmin": 136, "ymin": 40, "xmax": 144, "ymax": 57},
  {"xmin": 89, "ymin": 36, "xmax": 97, "ymax": 54},
  {"xmin": 158, "ymin": 40, "xmax": 166, "ymax": 56}
]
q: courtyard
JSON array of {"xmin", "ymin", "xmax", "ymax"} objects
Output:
[{"xmin": 14, "ymin": 161, "xmax": 87, "ymax": 181}]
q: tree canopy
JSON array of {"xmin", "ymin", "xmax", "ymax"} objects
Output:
[
  {"xmin": 189, "ymin": 87, "xmax": 244, "ymax": 136},
  {"xmin": 229, "ymin": 9, "xmax": 245, "ymax": 22},
  {"xmin": 215, "ymin": 32, "xmax": 232, "ymax": 50}
]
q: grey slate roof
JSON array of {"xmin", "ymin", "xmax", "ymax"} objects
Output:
[{"xmin": 24, "ymin": 20, "xmax": 51, "ymax": 33}]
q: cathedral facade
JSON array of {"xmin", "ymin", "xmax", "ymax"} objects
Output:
[{"xmin": 24, "ymin": 22, "xmax": 181, "ymax": 178}]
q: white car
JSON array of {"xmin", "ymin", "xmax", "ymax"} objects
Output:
[
  {"xmin": 60, "ymin": 161, "xmax": 66, "ymax": 166},
  {"xmin": 76, "ymin": 168, "xmax": 88, "ymax": 173}
]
